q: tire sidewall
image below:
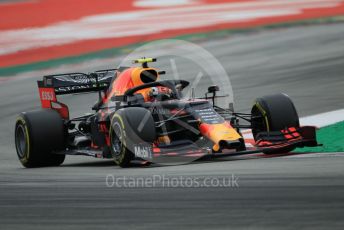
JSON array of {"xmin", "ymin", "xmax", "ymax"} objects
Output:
[
  {"xmin": 14, "ymin": 109, "xmax": 66, "ymax": 167},
  {"xmin": 251, "ymin": 94, "xmax": 300, "ymax": 154},
  {"xmin": 109, "ymin": 107, "xmax": 155, "ymax": 167},
  {"xmin": 15, "ymin": 116, "xmax": 32, "ymax": 166},
  {"xmin": 252, "ymin": 94, "xmax": 299, "ymax": 135},
  {"xmin": 110, "ymin": 114, "xmax": 130, "ymax": 165}
]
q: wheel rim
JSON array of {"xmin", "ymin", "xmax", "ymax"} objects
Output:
[
  {"xmin": 15, "ymin": 124, "xmax": 28, "ymax": 158},
  {"xmin": 111, "ymin": 123, "xmax": 123, "ymax": 156}
]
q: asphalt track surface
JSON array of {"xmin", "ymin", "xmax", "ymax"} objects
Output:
[{"xmin": 0, "ymin": 23, "xmax": 344, "ymax": 229}]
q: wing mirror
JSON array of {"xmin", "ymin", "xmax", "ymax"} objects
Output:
[
  {"xmin": 206, "ymin": 85, "xmax": 219, "ymax": 106},
  {"xmin": 208, "ymin": 85, "xmax": 219, "ymax": 94}
]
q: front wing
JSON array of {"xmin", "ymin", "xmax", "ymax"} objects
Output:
[
  {"xmin": 55, "ymin": 126, "xmax": 319, "ymax": 163},
  {"xmin": 150, "ymin": 126, "xmax": 319, "ymax": 160}
]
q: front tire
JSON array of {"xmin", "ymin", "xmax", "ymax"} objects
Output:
[
  {"xmin": 110, "ymin": 108, "xmax": 155, "ymax": 167},
  {"xmin": 251, "ymin": 93, "xmax": 300, "ymax": 154},
  {"xmin": 15, "ymin": 109, "xmax": 66, "ymax": 167},
  {"xmin": 110, "ymin": 115, "xmax": 132, "ymax": 168}
]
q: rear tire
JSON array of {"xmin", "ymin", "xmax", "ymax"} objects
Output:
[
  {"xmin": 251, "ymin": 93, "xmax": 300, "ymax": 154},
  {"xmin": 15, "ymin": 109, "xmax": 66, "ymax": 167}
]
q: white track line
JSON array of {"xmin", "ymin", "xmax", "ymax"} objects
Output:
[{"xmin": 300, "ymin": 109, "xmax": 344, "ymax": 128}]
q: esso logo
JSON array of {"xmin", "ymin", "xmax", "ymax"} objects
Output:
[{"xmin": 41, "ymin": 91, "xmax": 54, "ymax": 101}]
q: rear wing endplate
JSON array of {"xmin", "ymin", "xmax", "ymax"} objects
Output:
[{"xmin": 36, "ymin": 69, "xmax": 117, "ymax": 119}]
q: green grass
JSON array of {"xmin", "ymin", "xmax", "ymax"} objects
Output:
[{"xmin": 295, "ymin": 121, "xmax": 344, "ymax": 153}]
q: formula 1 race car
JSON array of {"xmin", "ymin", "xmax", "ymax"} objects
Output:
[{"xmin": 14, "ymin": 58, "xmax": 319, "ymax": 167}]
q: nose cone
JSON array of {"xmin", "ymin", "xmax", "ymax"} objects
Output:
[{"xmin": 219, "ymin": 138, "xmax": 246, "ymax": 151}]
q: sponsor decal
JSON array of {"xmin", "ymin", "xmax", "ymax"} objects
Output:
[
  {"xmin": 54, "ymin": 83, "xmax": 109, "ymax": 93},
  {"xmin": 134, "ymin": 144, "xmax": 153, "ymax": 159},
  {"xmin": 55, "ymin": 74, "xmax": 112, "ymax": 84},
  {"xmin": 194, "ymin": 108, "xmax": 224, "ymax": 124},
  {"xmin": 41, "ymin": 91, "xmax": 55, "ymax": 101},
  {"xmin": 55, "ymin": 85, "xmax": 92, "ymax": 93}
]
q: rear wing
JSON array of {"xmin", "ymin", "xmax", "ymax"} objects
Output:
[
  {"xmin": 37, "ymin": 69, "xmax": 117, "ymax": 119},
  {"xmin": 37, "ymin": 69, "xmax": 116, "ymax": 95}
]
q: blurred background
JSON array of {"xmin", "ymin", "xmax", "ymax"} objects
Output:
[{"xmin": 1, "ymin": 0, "xmax": 344, "ymax": 73}]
